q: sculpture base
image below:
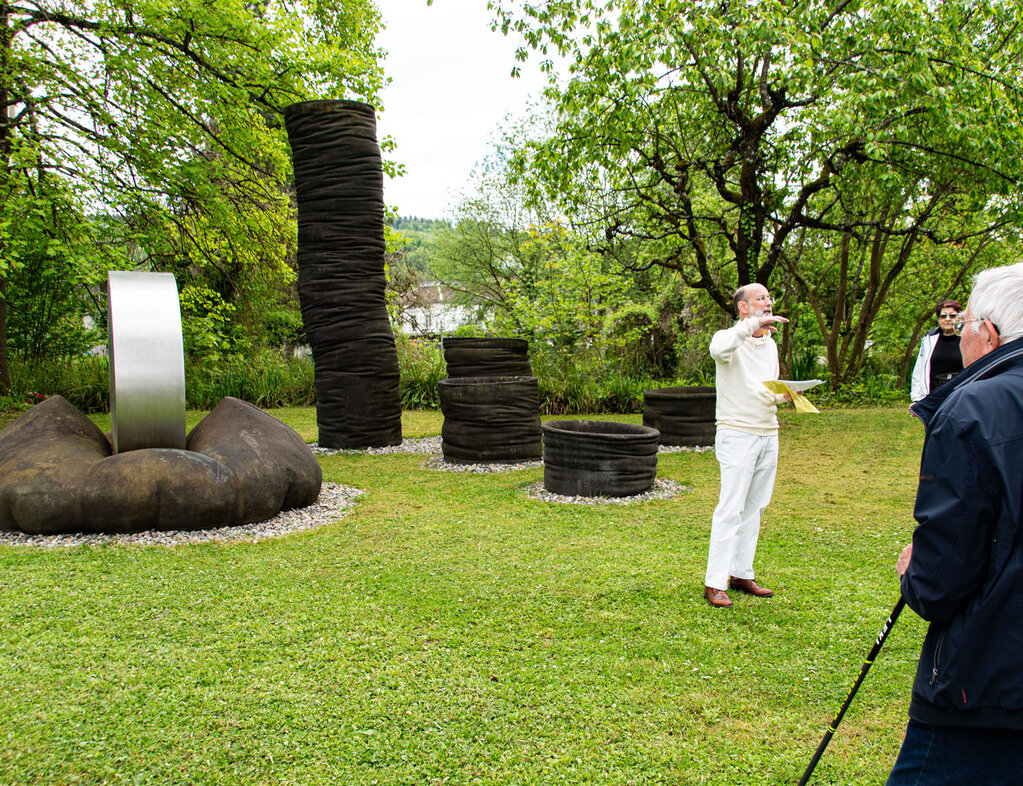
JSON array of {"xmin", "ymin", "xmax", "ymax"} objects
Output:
[{"xmin": 0, "ymin": 396, "xmax": 322, "ymax": 534}]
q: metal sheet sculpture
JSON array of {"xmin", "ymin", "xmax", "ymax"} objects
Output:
[
  {"xmin": 0, "ymin": 270, "xmax": 323, "ymax": 535},
  {"xmin": 284, "ymin": 99, "xmax": 402, "ymax": 449},
  {"xmin": 107, "ymin": 271, "xmax": 186, "ymax": 453}
]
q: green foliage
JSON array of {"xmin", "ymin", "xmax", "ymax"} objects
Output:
[
  {"xmin": 1, "ymin": 177, "xmax": 118, "ymax": 370},
  {"xmin": 184, "ymin": 351, "xmax": 315, "ymax": 410},
  {"xmin": 395, "ymin": 335, "xmax": 445, "ymax": 410},
  {"xmin": 498, "ymin": 223, "xmax": 634, "ymax": 353},
  {"xmin": 789, "ymin": 347, "xmax": 824, "ymax": 383},
  {"xmin": 387, "ymin": 216, "xmax": 452, "ymax": 272},
  {"xmin": 179, "ymin": 285, "xmax": 242, "ymax": 359},
  {"xmin": 816, "ymin": 372, "xmax": 909, "ymax": 408},
  {"xmin": 8, "ymin": 357, "xmax": 110, "ymax": 413},
  {"xmin": 493, "ymin": 0, "xmax": 1023, "ymax": 296},
  {"xmin": 530, "ymin": 350, "xmax": 653, "ymax": 415},
  {"xmin": 0, "ymin": 0, "xmax": 386, "ymax": 393},
  {"xmin": 3, "ymin": 351, "xmax": 316, "ymax": 414},
  {"xmin": 489, "ymin": 0, "xmax": 1023, "ymax": 388}
]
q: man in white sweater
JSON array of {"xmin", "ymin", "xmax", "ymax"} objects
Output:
[{"xmin": 704, "ymin": 283, "xmax": 789, "ymax": 608}]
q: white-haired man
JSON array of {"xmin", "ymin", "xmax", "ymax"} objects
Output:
[
  {"xmin": 888, "ymin": 262, "xmax": 1023, "ymax": 783},
  {"xmin": 703, "ymin": 283, "xmax": 790, "ymax": 608}
]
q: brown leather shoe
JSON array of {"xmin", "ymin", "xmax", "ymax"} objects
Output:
[
  {"xmin": 704, "ymin": 586, "xmax": 733, "ymax": 608},
  {"xmin": 728, "ymin": 577, "xmax": 774, "ymax": 597}
]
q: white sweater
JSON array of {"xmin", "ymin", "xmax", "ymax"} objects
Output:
[{"xmin": 710, "ymin": 316, "xmax": 784, "ymax": 435}]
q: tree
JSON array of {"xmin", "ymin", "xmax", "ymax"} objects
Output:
[
  {"xmin": 490, "ymin": 0, "xmax": 1023, "ymax": 382},
  {"xmin": 430, "ymin": 162, "xmax": 695, "ymax": 379},
  {"xmin": 0, "ymin": 0, "xmax": 386, "ymax": 393},
  {"xmin": 777, "ymin": 170, "xmax": 1008, "ymax": 386}
]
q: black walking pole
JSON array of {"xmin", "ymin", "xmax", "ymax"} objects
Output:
[{"xmin": 797, "ymin": 597, "xmax": 907, "ymax": 786}]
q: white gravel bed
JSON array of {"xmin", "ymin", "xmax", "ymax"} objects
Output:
[
  {"xmin": 422, "ymin": 456, "xmax": 543, "ymax": 473},
  {"xmin": 524, "ymin": 477, "xmax": 690, "ymax": 505},
  {"xmin": 658, "ymin": 444, "xmax": 714, "ymax": 453},
  {"xmin": 0, "ymin": 483, "xmax": 364, "ymax": 549},
  {"xmin": 314, "ymin": 435, "xmax": 712, "ymax": 462},
  {"xmin": 313, "ymin": 436, "xmax": 442, "ymax": 455}
]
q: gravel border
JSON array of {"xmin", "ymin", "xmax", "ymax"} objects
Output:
[
  {"xmin": 658, "ymin": 444, "xmax": 714, "ymax": 454},
  {"xmin": 313, "ymin": 436, "xmax": 442, "ymax": 456},
  {"xmin": 315, "ymin": 435, "xmax": 713, "ymax": 464},
  {"xmin": 422, "ymin": 455, "xmax": 544, "ymax": 473},
  {"xmin": 524, "ymin": 477, "xmax": 691, "ymax": 505},
  {"xmin": 0, "ymin": 483, "xmax": 364, "ymax": 549}
]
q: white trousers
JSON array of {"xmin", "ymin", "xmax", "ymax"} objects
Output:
[{"xmin": 704, "ymin": 428, "xmax": 779, "ymax": 590}]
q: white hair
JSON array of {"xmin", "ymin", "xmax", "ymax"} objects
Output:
[{"xmin": 967, "ymin": 262, "xmax": 1023, "ymax": 343}]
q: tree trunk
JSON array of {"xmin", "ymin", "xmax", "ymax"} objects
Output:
[
  {"xmin": 1, "ymin": 3, "xmax": 11, "ymax": 395},
  {"xmin": 0, "ymin": 274, "xmax": 9, "ymax": 395}
]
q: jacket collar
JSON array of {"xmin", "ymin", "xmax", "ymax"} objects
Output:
[{"xmin": 910, "ymin": 337, "xmax": 1023, "ymax": 429}]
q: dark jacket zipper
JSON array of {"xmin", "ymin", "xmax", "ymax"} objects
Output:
[{"xmin": 930, "ymin": 627, "xmax": 946, "ymax": 686}]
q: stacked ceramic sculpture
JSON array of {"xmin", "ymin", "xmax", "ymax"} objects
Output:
[
  {"xmin": 438, "ymin": 337, "xmax": 541, "ymax": 464},
  {"xmin": 284, "ymin": 100, "xmax": 402, "ymax": 449}
]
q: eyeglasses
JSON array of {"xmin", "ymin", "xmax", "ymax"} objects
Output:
[
  {"xmin": 953, "ymin": 317, "xmax": 1000, "ymax": 336},
  {"xmin": 938, "ymin": 313, "xmax": 958, "ymax": 320}
]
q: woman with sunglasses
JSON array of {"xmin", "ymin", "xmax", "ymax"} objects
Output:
[{"xmin": 910, "ymin": 299, "xmax": 964, "ymax": 402}]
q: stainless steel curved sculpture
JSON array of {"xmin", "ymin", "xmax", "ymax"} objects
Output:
[
  {"xmin": 0, "ymin": 270, "xmax": 323, "ymax": 535},
  {"xmin": 107, "ymin": 271, "xmax": 186, "ymax": 453}
]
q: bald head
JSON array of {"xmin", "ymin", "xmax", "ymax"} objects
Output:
[{"xmin": 733, "ymin": 284, "xmax": 771, "ymax": 318}]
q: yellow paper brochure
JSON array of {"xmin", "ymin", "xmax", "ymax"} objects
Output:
[{"xmin": 762, "ymin": 379, "xmax": 823, "ymax": 414}]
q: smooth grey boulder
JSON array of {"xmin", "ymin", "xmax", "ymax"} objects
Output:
[{"xmin": 0, "ymin": 395, "xmax": 322, "ymax": 534}]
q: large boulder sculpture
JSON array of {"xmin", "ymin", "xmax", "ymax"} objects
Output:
[
  {"xmin": 284, "ymin": 99, "xmax": 402, "ymax": 449},
  {"xmin": 0, "ymin": 396, "xmax": 322, "ymax": 534}
]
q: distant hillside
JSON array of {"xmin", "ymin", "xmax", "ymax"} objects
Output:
[
  {"xmin": 389, "ymin": 217, "xmax": 453, "ymax": 233},
  {"xmin": 388, "ymin": 216, "xmax": 451, "ymax": 272}
]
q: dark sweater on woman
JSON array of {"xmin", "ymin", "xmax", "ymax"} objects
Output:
[{"xmin": 929, "ymin": 332, "xmax": 962, "ymax": 391}]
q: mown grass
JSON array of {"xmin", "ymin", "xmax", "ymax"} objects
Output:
[{"xmin": 0, "ymin": 407, "xmax": 927, "ymax": 784}]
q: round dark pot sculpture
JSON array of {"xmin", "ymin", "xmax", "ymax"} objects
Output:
[
  {"xmin": 542, "ymin": 420, "xmax": 659, "ymax": 497},
  {"xmin": 442, "ymin": 337, "xmax": 532, "ymax": 379},
  {"xmin": 438, "ymin": 376, "xmax": 542, "ymax": 464},
  {"xmin": 284, "ymin": 99, "xmax": 402, "ymax": 449},
  {"xmin": 642, "ymin": 386, "xmax": 717, "ymax": 447}
]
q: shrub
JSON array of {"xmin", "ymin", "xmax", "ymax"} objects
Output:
[
  {"xmin": 396, "ymin": 335, "xmax": 445, "ymax": 409},
  {"xmin": 185, "ymin": 350, "xmax": 316, "ymax": 409},
  {"xmin": 9, "ymin": 356, "xmax": 110, "ymax": 412}
]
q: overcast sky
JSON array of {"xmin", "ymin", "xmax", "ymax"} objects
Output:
[{"xmin": 374, "ymin": 1, "xmax": 548, "ymax": 220}]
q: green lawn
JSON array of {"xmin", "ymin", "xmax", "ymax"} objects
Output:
[{"xmin": 0, "ymin": 407, "xmax": 927, "ymax": 784}]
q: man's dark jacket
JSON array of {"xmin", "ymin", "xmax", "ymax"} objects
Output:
[{"xmin": 904, "ymin": 336, "xmax": 1023, "ymax": 730}]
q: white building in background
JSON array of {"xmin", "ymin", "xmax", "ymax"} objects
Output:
[{"xmin": 396, "ymin": 281, "xmax": 477, "ymax": 336}]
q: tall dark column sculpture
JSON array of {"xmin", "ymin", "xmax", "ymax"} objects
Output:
[{"xmin": 284, "ymin": 100, "xmax": 402, "ymax": 449}]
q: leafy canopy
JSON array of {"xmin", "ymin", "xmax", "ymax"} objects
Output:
[
  {"xmin": 0, "ymin": 0, "xmax": 386, "ymax": 391},
  {"xmin": 489, "ymin": 0, "xmax": 1023, "ymax": 312}
]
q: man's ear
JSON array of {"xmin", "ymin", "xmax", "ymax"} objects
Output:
[{"xmin": 984, "ymin": 320, "xmax": 1001, "ymax": 352}]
